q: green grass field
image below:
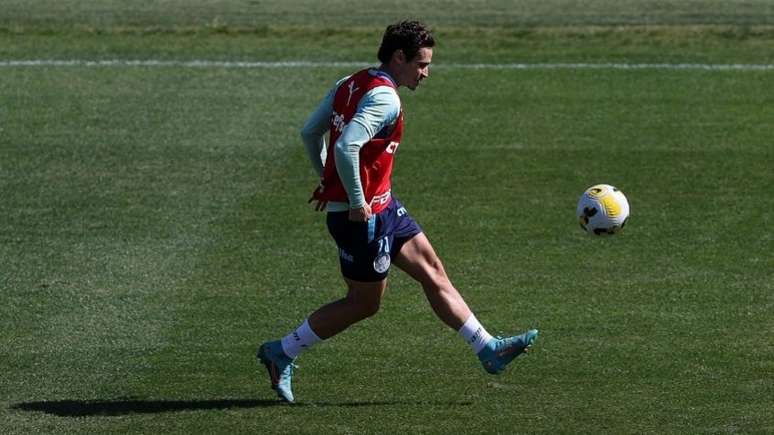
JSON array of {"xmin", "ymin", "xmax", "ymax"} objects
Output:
[{"xmin": 2, "ymin": 1, "xmax": 773, "ymax": 433}]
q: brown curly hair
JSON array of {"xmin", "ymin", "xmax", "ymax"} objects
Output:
[{"xmin": 377, "ymin": 20, "xmax": 435, "ymax": 64}]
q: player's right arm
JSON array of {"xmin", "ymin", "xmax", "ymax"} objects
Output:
[
  {"xmin": 300, "ymin": 89, "xmax": 334, "ymax": 178},
  {"xmin": 300, "ymin": 76, "xmax": 351, "ymax": 177}
]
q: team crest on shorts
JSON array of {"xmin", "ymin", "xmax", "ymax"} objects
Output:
[{"xmin": 373, "ymin": 253, "xmax": 391, "ymax": 274}]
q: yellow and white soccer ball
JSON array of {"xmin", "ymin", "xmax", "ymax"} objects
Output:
[{"xmin": 577, "ymin": 184, "xmax": 630, "ymax": 235}]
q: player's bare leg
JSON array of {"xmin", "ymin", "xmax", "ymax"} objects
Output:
[
  {"xmin": 308, "ymin": 278, "xmax": 387, "ymax": 339},
  {"xmin": 392, "ymin": 233, "xmax": 471, "ymax": 329},
  {"xmin": 394, "ymin": 232, "xmax": 538, "ymax": 374},
  {"xmin": 257, "ymin": 278, "xmax": 386, "ymax": 403}
]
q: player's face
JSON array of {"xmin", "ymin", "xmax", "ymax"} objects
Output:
[{"xmin": 399, "ymin": 47, "xmax": 433, "ymax": 90}]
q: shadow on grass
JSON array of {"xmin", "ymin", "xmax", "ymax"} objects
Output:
[{"xmin": 11, "ymin": 398, "xmax": 472, "ymax": 416}]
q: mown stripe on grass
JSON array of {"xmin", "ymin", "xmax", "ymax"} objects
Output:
[{"xmin": 2, "ymin": 59, "xmax": 774, "ymax": 70}]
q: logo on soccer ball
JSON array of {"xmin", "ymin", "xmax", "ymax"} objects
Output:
[{"xmin": 576, "ymin": 184, "xmax": 630, "ymax": 235}]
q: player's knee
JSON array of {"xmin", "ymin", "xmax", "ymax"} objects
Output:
[
  {"xmin": 422, "ymin": 258, "xmax": 450, "ymax": 289},
  {"xmin": 362, "ymin": 299, "xmax": 381, "ymax": 318},
  {"xmin": 346, "ymin": 294, "xmax": 381, "ymax": 319},
  {"xmin": 355, "ymin": 298, "xmax": 381, "ymax": 319}
]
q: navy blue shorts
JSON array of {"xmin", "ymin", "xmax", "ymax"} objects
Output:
[{"xmin": 326, "ymin": 198, "xmax": 422, "ymax": 282}]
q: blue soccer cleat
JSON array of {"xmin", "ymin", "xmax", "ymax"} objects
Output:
[
  {"xmin": 257, "ymin": 340, "xmax": 296, "ymax": 403},
  {"xmin": 478, "ymin": 329, "xmax": 539, "ymax": 375}
]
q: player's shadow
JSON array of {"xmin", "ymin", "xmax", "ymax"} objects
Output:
[
  {"xmin": 11, "ymin": 398, "xmax": 472, "ymax": 416},
  {"xmin": 10, "ymin": 398, "xmax": 282, "ymax": 416}
]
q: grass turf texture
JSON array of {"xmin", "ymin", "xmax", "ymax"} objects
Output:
[
  {"xmin": 2, "ymin": 2, "xmax": 774, "ymax": 434},
  {"xmin": 3, "ymin": 0, "xmax": 774, "ymax": 28}
]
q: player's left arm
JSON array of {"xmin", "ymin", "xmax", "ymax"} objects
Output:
[{"xmin": 334, "ymin": 86, "xmax": 400, "ymax": 220}]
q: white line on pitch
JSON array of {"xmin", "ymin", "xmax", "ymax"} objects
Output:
[{"xmin": 1, "ymin": 59, "xmax": 774, "ymax": 70}]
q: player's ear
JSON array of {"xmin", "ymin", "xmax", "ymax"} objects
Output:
[{"xmin": 393, "ymin": 49, "xmax": 406, "ymax": 65}]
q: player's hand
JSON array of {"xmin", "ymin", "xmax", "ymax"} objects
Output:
[
  {"xmin": 308, "ymin": 197, "xmax": 328, "ymax": 211},
  {"xmin": 348, "ymin": 204, "xmax": 372, "ymax": 222},
  {"xmin": 308, "ymin": 184, "xmax": 327, "ymax": 212}
]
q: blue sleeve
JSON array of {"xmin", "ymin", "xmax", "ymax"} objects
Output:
[
  {"xmin": 300, "ymin": 76, "xmax": 349, "ymax": 177},
  {"xmin": 349, "ymin": 87, "xmax": 401, "ymax": 139},
  {"xmin": 334, "ymin": 86, "xmax": 401, "ymax": 208}
]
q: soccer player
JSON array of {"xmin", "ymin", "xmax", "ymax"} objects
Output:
[{"xmin": 257, "ymin": 20, "xmax": 538, "ymax": 403}]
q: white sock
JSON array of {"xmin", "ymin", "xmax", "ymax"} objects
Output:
[
  {"xmin": 458, "ymin": 314, "xmax": 494, "ymax": 354},
  {"xmin": 280, "ymin": 319, "xmax": 322, "ymax": 359}
]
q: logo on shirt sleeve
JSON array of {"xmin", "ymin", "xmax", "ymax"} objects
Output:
[{"xmin": 346, "ymin": 81, "xmax": 359, "ymax": 106}]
